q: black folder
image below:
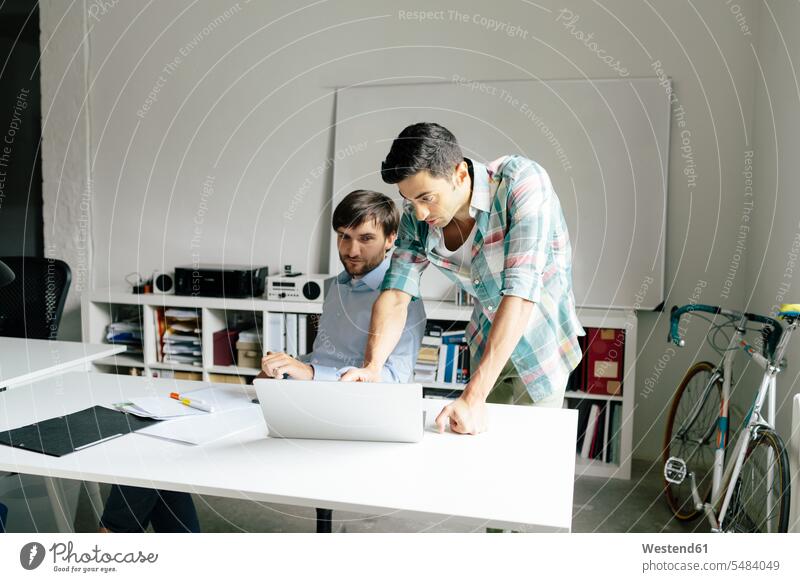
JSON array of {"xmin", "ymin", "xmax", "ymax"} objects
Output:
[{"xmin": 0, "ymin": 406, "xmax": 162, "ymax": 457}]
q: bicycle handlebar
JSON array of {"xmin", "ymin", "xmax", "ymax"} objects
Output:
[
  {"xmin": 668, "ymin": 304, "xmax": 784, "ymax": 355},
  {"xmin": 668, "ymin": 304, "xmax": 721, "ymax": 346}
]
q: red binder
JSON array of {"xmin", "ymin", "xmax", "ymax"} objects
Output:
[
  {"xmin": 583, "ymin": 328, "xmax": 624, "ymax": 395},
  {"xmin": 213, "ymin": 329, "xmax": 240, "ymax": 366}
]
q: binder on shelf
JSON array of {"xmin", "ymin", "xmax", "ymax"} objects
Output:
[
  {"xmin": 266, "ymin": 313, "xmax": 285, "ymax": 353},
  {"xmin": 298, "ymin": 314, "xmax": 308, "ymax": 356},
  {"xmin": 436, "ymin": 342, "xmax": 449, "ymax": 383},
  {"xmin": 213, "ymin": 329, "xmax": 239, "ymax": 366},
  {"xmin": 285, "ymin": 313, "xmax": 298, "ymax": 356},
  {"xmin": 588, "ymin": 404, "xmax": 607, "ymax": 460},
  {"xmin": 601, "ymin": 401, "xmax": 610, "ymax": 462},
  {"xmin": 580, "ymin": 403, "xmax": 601, "ymax": 459},
  {"xmin": 583, "ymin": 328, "xmax": 624, "ymax": 396},
  {"xmin": 606, "ymin": 402, "xmax": 623, "ymax": 464}
]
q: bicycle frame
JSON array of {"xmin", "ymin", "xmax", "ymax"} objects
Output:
[{"xmin": 713, "ymin": 318, "xmax": 794, "ymax": 531}]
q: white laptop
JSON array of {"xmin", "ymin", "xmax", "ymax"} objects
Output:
[{"xmin": 253, "ymin": 379, "xmax": 423, "ymax": 443}]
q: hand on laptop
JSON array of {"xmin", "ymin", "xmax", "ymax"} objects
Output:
[
  {"xmin": 339, "ymin": 365, "xmax": 382, "ymax": 383},
  {"xmin": 261, "ymin": 352, "xmax": 314, "ymax": 380},
  {"xmin": 435, "ymin": 395, "xmax": 488, "ymax": 435}
]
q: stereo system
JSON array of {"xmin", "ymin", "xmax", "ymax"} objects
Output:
[
  {"xmin": 266, "ymin": 274, "xmax": 335, "ymax": 303},
  {"xmin": 174, "ymin": 264, "xmax": 269, "ymax": 298}
]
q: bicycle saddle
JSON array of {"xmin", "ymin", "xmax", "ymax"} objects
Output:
[{"xmin": 778, "ymin": 303, "xmax": 800, "ymax": 318}]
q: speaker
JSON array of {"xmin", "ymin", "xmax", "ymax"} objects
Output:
[{"xmin": 152, "ymin": 271, "xmax": 174, "ymax": 294}]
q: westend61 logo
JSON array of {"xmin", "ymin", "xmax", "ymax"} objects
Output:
[{"xmin": 19, "ymin": 541, "xmax": 158, "ymax": 574}]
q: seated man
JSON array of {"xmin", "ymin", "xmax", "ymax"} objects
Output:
[
  {"xmin": 259, "ymin": 189, "xmax": 426, "ymax": 533},
  {"xmin": 99, "ymin": 189, "xmax": 424, "ymax": 533},
  {"xmin": 260, "ymin": 189, "xmax": 425, "ymax": 383}
]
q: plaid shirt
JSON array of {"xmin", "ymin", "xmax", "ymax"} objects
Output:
[{"xmin": 381, "ymin": 155, "xmax": 584, "ymax": 401}]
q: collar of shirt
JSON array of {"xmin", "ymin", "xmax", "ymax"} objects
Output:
[
  {"xmin": 335, "ymin": 256, "xmax": 391, "ymax": 291},
  {"xmin": 467, "ymin": 158, "xmax": 492, "ymax": 219}
]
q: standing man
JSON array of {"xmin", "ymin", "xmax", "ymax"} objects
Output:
[{"xmin": 342, "ymin": 123, "xmax": 584, "ymax": 434}]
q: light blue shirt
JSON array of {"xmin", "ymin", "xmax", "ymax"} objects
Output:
[{"xmin": 299, "ymin": 257, "xmax": 426, "ymax": 382}]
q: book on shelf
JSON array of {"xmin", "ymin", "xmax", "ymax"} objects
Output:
[
  {"xmin": 412, "ymin": 326, "xmax": 470, "ymax": 385},
  {"xmin": 571, "ymin": 399, "xmax": 620, "ymax": 464}
]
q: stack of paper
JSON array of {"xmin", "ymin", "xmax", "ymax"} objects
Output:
[
  {"xmin": 161, "ymin": 308, "xmax": 202, "ymax": 366},
  {"xmin": 105, "ymin": 318, "xmax": 143, "ymax": 357},
  {"xmin": 114, "ymin": 397, "xmax": 206, "ymax": 420},
  {"xmin": 414, "ymin": 336, "xmax": 440, "ymax": 383}
]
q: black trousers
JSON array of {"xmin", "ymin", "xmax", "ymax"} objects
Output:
[{"xmin": 316, "ymin": 508, "xmax": 333, "ymax": 533}]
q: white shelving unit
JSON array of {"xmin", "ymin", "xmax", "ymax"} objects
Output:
[{"xmin": 82, "ymin": 288, "xmax": 636, "ymax": 479}]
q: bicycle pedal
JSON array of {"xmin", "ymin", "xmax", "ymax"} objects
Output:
[{"xmin": 664, "ymin": 457, "xmax": 687, "ymax": 484}]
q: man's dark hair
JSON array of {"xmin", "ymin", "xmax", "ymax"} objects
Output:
[
  {"xmin": 332, "ymin": 189, "xmax": 399, "ymax": 237},
  {"xmin": 381, "ymin": 122, "xmax": 463, "ymax": 184}
]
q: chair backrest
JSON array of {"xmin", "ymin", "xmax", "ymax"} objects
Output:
[{"xmin": 0, "ymin": 257, "xmax": 71, "ymax": 340}]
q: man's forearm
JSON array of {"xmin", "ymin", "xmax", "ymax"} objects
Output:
[
  {"xmin": 363, "ymin": 290, "xmax": 410, "ymax": 371},
  {"xmin": 463, "ymin": 295, "xmax": 533, "ymax": 404}
]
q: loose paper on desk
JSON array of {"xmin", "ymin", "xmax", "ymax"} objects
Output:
[{"xmin": 135, "ymin": 406, "xmax": 260, "ymax": 446}]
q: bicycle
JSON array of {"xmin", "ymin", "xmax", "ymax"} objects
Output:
[{"xmin": 662, "ymin": 302, "xmax": 798, "ymax": 532}]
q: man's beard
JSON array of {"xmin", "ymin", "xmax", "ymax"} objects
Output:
[{"xmin": 341, "ymin": 253, "xmax": 384, "ymax": 278}]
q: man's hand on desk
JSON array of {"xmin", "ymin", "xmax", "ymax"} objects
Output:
[
  {"xmin": 339, "ymin": 365, "xmax": 382, "ymax": 383},
  {"xmin": 435, "ymin": 394, "xmax": 488, "ymax": 435},
  {"xmin": 260, "ymin": 352, "xmax": 314, "ymax": 380}
]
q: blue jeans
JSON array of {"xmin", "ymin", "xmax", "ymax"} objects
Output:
[{"xmin": 100, "ymin": 486, "xmax": 199, "ymax": 533}]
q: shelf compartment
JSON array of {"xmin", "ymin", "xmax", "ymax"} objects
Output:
[
  {"xmin": 206, "ymin": 365, "xmax": 261, "ymax": 377},
  {"xmin": 564, "ymin": 390, "xmax": 623, "ymax": 402}
]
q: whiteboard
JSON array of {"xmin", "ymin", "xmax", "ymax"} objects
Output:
[{"xmin": 329, "ymin": 78, "xmax": 670, "ymax": 310}]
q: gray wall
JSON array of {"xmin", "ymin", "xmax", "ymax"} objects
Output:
[{"xmin": 40, "ymin": 0, "xmax": 774, "ymax": 461}]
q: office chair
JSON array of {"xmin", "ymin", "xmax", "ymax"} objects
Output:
[
  {"xmin": 0, "ymin": 262, "xmax": 10, "ymax": 531},
  {"xmin": 0, "ymin": 257, "xmax": 71, "ymax": 339},
  {"xmin": 0, "ymin": 258, "xmax": 71, "ymax": 531}
]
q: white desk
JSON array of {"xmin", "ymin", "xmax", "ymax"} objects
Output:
[
  {"xmin": 0, "ymin": 372, "xmax": 578, "ymax": 532},
  {"xmin": 0, "ymin": 337, "xmax": 125, "ymax": 391}
]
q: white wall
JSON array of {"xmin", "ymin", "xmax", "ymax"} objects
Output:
[
  {"xmin": 40, "ymin": 0, "xmax": 766, "ymax": 461},
  {"xmin": 742, "ymin": 1, "xmax": 800, "ymax": 442},
  {"xmin": 39, "ymin": 0, "xmax": 93, "ymax": 340}
]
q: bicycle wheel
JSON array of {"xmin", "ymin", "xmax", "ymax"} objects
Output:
[
  {"xmin": 722, "ymin": 427, "xmax": 790, "ymax": 532},
  {"xmin": 663, "ymin": 361, "xmax": 726, "ymax": 521}
]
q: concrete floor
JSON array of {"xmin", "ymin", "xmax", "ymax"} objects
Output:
[{"xmin": 70, "ymin": 459, "xmax": 709, "ymax": 533}]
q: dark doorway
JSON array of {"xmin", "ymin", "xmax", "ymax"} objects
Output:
[{"xmin": 0, "ymin": 0, "xmax": 43, "ymax": 257}]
